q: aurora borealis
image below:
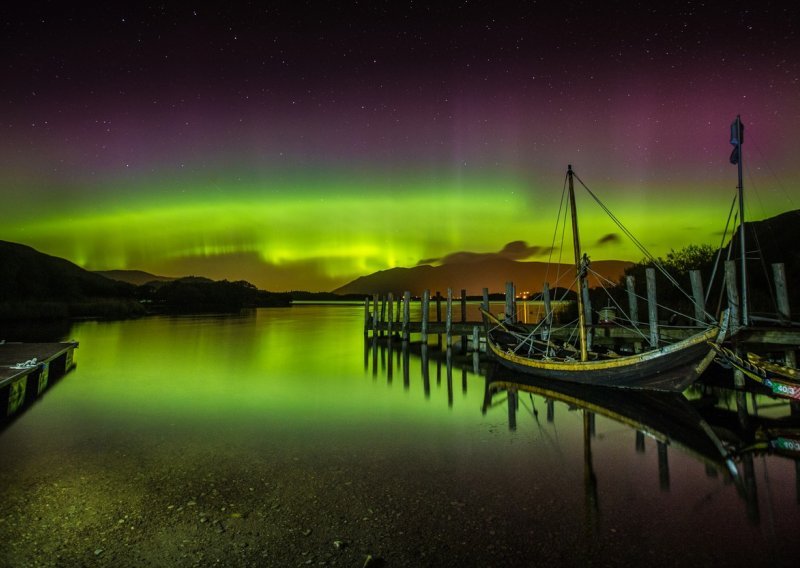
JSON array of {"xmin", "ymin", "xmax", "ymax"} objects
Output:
[{"xmin": 1, "ymin": 3, "xmax": 798, "ymax": 291}]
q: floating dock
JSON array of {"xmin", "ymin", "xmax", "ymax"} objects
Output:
[{"xmin": 0, "ymin": 341, "xmax": 78, "ymax": 420}]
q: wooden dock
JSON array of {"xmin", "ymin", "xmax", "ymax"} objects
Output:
[
  {"xmin": 362, "ymin": 280, "xmax": 800, "ymax": 365},
  {"xmin": 0, "ymin": 341, "xmax": 78, "ymax": 420}
]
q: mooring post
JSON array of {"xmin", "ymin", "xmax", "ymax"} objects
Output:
[
  {"xmin": 505, "ymin": 281, "xmax": 515, "ymax": 323},
  {"xmin": 626, "ymin": 275, "xmax": 638, "ymax": 323},
  {"xmin": 725, "ymin": 260, "xmax": 741, "ymax": 336},
  {"xmin": 402, "ymin": 291, "xmax": 411, "ymax": 341},
  {"xmin": 372, "ymin": 294, "xmax": 379, "ymax": 335},
  {"xmin": 436, "ymin": 291, "xmax": 443, "ymax": 349},
  {"xmin": 364, "ymin": 296, "xmax": 371, "ymax": 334},
  {"xmin": 421, "ymin": 289, "xmax": 430, "ymax": 343},
  {"xmin": 472, "ymin": 325, "xmax": 480, "ymax": 352},
  {"xmin": 581, "ymin": 279, "xmax": 593, "ymax": 352},
  {"xmin": 725, "ymin": 260, "xmax": 745, "ymax": 387},
  {"xmin": 396, "ymin": 296, "xmax": 402, "ymax": 324},
  {"xmin": 627, "ymin": 275, "xmax": 642, "ymax": 354},
  {"xmin": 646, "ymin": 268, "xmax": 659, "ymax": 348},
  {"xmin": 773, "ymin": 263, "xmax": 791, "ymax": 323},
  {"xmin": 482, "ymin": 287, "xmax": 489, "ymax": 313},
  {"xmin": 379, "ymin": 295, "xmax": 387, "ymax": 337},
  {"xmin": 460, "ymin": 289, "xmax": 468, "ymax": 351},
  {"xmin": 772, "ymin": 263, "xmax": 796, "ymax": 367},
  {"xmin": 446, "ymin": 288, "xmax": 453, "ymax": 345},
  {"xmin": 542, "ymin": 282, "xmax": 553, "ymax": 327},
  {"xmin": 689, "ymin": 270, "xmax": 706, "ymax": 325},
  {"xmin": 387, "ymin": 292, "xmax": 395, "ymax": 337}
]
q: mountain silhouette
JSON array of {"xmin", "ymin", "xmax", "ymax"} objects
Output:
[{"xmin": 333, "ymin": 258, "xmax": 632, "ymax": 296}]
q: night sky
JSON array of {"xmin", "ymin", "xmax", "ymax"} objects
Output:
[{"xmin": 1, "ymin": 2, "xmax": 798, "ymax": 291}]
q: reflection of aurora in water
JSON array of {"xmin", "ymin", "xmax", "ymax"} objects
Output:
[
  {"xmin": 368, "ymin": 327, "xmax": 800, "ymax": 530},
  {"xmin": 1, "ymin": 307, "xmax": 799, "ymax": 565}
]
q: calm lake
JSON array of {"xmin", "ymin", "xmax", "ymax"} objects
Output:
[{"xmin": 1, "ymin": 305, "xmax": 799, "ymax": 567}]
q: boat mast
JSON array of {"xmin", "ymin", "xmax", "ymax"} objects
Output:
[
  {"xmin": 733, "ymin": 115, "xmax": 748, "ymax": 327},
  {"xmin": 567, "ymin": 165, "xmax": 589, "ymax": 362}
]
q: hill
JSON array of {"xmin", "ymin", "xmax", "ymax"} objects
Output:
[
  {"xmin": 0, "ymin": 240, "xmax": 143, "ymax": 320},
  {"xmin": 95, "ymin": 269, "xmax": 175, "ymax": 286},
  {"xmin": 333, "ymin": 258, "xmax": 632, "ymax": 296},
  {"xmin": 0, "ymin": 241, "xmax": 290, "ymax": 320}
]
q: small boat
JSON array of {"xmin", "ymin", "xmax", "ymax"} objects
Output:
[
  {"xmin": 708, "ymin": 342, "xmax": 800, "ymax": 400},
  {"xmin": 483, "ymin": 165, "xmax": 721, "ymax": 391}
]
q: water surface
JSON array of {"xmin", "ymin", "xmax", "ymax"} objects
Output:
[{"xmin": 1, "ymin": 306, "xmax": 798, "ymax": 566}]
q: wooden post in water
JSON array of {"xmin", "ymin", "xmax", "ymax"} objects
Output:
[
  {"xmin": 774, "ymin": 263, "xmax": 791, "ymax": 323},
  {"xmin": 379, "ymin": 295, "xmax": 388, "ymax": 337},
  {"xmin": 402, "ymin": 291, "xmax": 411, "ymax": 341},
  {"xmin": 772, "ymin": 263, "xmax": 796, "ymax": 367},
  {"xmin": 387, "ymin": 293, "xmax": 394, "ymax": 337},
  {"xmin": 646, "ymin": 268, "xmax": 659, "ymax": 348},
  {"xmin": 421, "ymin": 290, "xmax": 430, "ymax": 344},
  {"xmin": 436, "ymin": 291, "xmax": 443, "ymax": 349},
  {"xmin": 482, "ymin": 287, "xmax": 490, "ymax": 313},
  {"xmin": 542, "ymin": 282, "xmax": 553, "ymax": 328},
  {"xmin": 689, "ymin": 270, "xmax": 706, "ymax": 325},
  {"xmin": 626, "ymin": 276, "xmax": 638, "ymax": 323},
  {"xmin": 626, "ymin": 276, "xmax": 642, "ymax": 354},
  {"xmin": 372, "ymin": 294, "xmax": 379, "ymax": 336},
  {"xmin": 725, "ymin": 260, "xmax": 745, "ymax": 387},
  {"xmin": 505, "ymin": 281, "xmax": 515, "ymax": 323},
  {"xmin": 446, "ymin": 288, "xmax": 453, "ymax": 345},
  {"xmin": 396, "ymin": 296, "xmax": 402, "ymax": 324},
  {"xmin": 581, "ymin": 279, "xmax": 593, "ymax": 352},
  {"xmin": 364, "ymin": 297, "xmax": 371, "ymax": 334},
  {"xmin": 460, "ymin": 289, "xmax": 468, "ymax": 351},
  {"xmin": 472, "ymin": 325, "xmax": 480, "ymax": 352},
  {"xmin": 725, "ymin": 260, "xmax": 741, "ymax": 337}
]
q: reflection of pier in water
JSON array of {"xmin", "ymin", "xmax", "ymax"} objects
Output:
[
  {"xmin": 365, "ymin": 334, "xmax": 800, "ymax": 527},
  {"xmin": 364, "ymin": 333, "xmax": 485, "ymax": 406}
]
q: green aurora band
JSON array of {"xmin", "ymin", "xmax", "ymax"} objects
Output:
[{"xmin": 2, "ymin": 166, "xmax": 774, "ymax": 291}]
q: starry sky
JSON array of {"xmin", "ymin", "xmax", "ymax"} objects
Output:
[{"xmin": 1, "ymin": 2, "xmax": 798, "ymax": 291}]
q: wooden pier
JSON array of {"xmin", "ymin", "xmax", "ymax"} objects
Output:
[
  {"xmin": 0, "ymin": 341, "xmax": 78, "ymax": 421},
  {"xmin": 362, "ymin": 272, "xmax": 800, "ymax": 365}
]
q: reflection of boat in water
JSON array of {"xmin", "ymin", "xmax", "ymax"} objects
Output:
[
  {"xmin": 364, "ymin": 335, "xmax": 800, "ymax": 525},
  {"xmin": 483, "ymin": 364, "xmax": 740, "ymax": 479},
  {"xmin": 482, "ymin": 165, "xmax": 720, "ymax": 392}
]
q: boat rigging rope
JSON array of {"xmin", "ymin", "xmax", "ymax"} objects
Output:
[
  {"xmin": 571, "ymin": 170, "xmax": 704, "ymax": 313},
  {"xmin": 706, "ymin": 194, "xmax": 737, "ymax": 306}
]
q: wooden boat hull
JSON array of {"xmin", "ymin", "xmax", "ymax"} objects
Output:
[
  {"xmin": 486, "ymin": 325, "xmax": 719, "ymax": 392},
  {"xmin": 709, "ymin": 342, "xmax": 800, "ymax": 400}
]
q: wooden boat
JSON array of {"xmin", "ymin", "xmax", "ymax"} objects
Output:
[
  {"xmin": 482, "ymin": 165, "xmax": 720, "ymax": 391},
  {"xmin": 708, "ymin": 342, "xmax": 800, "ymax": 400}
]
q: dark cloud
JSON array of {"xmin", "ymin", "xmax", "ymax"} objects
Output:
[
  {"xmin": 596, "ymin": 233, "xmax": 621, "ymax": 246},
  {"xmin": 417, "ymin": 241, "xmax": 556, "ymax": 266}
]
